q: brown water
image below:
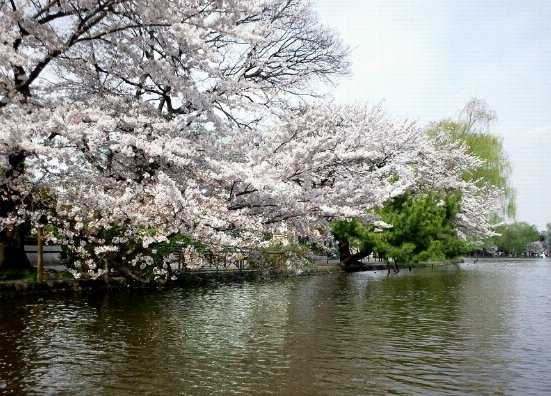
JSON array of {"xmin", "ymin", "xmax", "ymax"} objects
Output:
[{"xmin": 1, "ymin": 259, "xmax": 551, "ymax": 395}]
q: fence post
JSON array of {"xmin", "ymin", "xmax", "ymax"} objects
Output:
[
  {"xmin": 36, "ymin": 227, "xmax": 44, "ymax": 283},
  {"xmin": 104, "ymin": 260, "xmax": 109, "ymax": 283}
]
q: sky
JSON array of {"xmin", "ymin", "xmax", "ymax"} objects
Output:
[{"xmin": 314, "ymin": 0, "xmax": 551, "ymax": 230}]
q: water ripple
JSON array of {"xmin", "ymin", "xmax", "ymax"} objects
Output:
[{"xmin": 2, "ymin": 260, "xmax": 551, "ymax": 394}]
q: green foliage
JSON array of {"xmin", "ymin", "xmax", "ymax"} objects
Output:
[
  {"xmin": 374, "ymin": 192, "xmax": 467, "ymax": 264},
  {"xmin": 333, "ymin": 192, "xmax": 468, "ymax": 266},
  {"xmin": 426, "ymin": 99, "xmax": 516, "ymax": 218},
  {"xmin": 0, "ymin": 268, "xmax": 36, "ymax": 282},
  {"xmin": 487, "ymin": 222, "xmax": 540, "ymax": 256},
  {"xmin": 386, "ymin": 242, "xmax": 416, "ymax": 265},
  {"xmin": 332, "ymin": 218, "xmax": 379, "ymax": 254}
]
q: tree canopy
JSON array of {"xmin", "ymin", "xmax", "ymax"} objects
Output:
[
  {"xmin": 487, "ymin": 222, "xmax": 541, "ymax": 256},
  {"xmin": 373, "ymin": 193, "xmax": 467, "ymax": 264},
  {"xmin": 332, "ymin": 192, "xmax": 468, "ymax": 271},
  {"xmin": 426, "ymin": 98, "xmax": 516, "ymax": 219}
]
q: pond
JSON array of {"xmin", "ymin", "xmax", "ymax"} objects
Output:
[{"xmin": 1, "ymin": 259, "xmax": 551, "ymax": 395}]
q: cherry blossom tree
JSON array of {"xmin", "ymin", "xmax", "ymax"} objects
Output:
[
  {"xmin": 0, "ymin": 0, "xmax": 349, "ymax": 274},
  {"xmin": 0, "ymin": 0, "xmax": 499, "ymax": 280},
  {"xmin": 249, "ymin": 104, "xmax": 499, "ymax": 270}
]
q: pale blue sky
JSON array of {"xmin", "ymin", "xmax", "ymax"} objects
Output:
[{"xmin": 315, "ymin": 0, "xmax": 551, "ymax": 229}]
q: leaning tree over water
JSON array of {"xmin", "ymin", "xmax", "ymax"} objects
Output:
[{"xmin": 0, "ymin": 0, "xmax": 500, "ymax": 279}]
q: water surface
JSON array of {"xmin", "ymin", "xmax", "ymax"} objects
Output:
[{"xmin": 1, "ymin": 259, "xmax": 551, "ymax": 395}]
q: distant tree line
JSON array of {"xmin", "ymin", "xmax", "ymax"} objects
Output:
[{"xmin": 482, "ymin": 222, "xmax": 542, "ymax": 257}]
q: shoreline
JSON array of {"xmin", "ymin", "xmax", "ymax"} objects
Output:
[
  {"xmin": 3, "ymin": 256, "xmax": 531, "ymax": 299},
  {"xmin": 0, "ymin": 265, "xmax": 342, "ymax": 300}
]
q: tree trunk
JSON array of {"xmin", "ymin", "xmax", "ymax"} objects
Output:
[
  {"xmin": 104, "ymin": 260, "xmax": 110, "ymax": 284},
  {"xmin": 1, "ymin": 150, "xmax": 32, "ymax": 273},
  {"xmin": 0, "ymin": 224, "xmax": 32, "ymax": 272},
  {"xmin": 394, "ymin": 261, "xmax": 400, "ymax": 273},
  {"xmin": 336, "ymin": 237, "xmax": 371, "ymax": 272},
  {"xmin": 386, "ymin": 260, "xmax": 400, "ymax": 276},
  {"xmin": 118, "ymin": 265, "xmax": 148, "ymax": 284}
]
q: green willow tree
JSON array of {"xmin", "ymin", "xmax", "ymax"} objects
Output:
[{"xmin": 427, "ymin": 98, "xmax": 516, "ymax": 218}]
